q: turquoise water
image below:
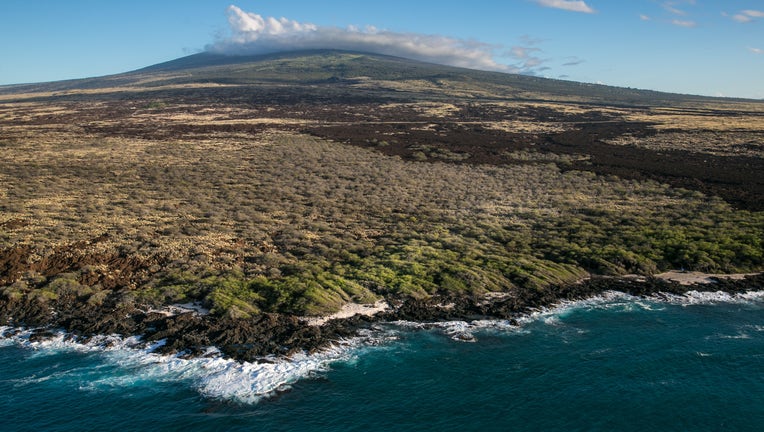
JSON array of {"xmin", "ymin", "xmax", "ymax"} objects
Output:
[{"xmin": 2, "ymin": 291, "xmax": 763, "ymax": 431}]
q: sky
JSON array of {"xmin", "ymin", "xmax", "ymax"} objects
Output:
[{"xmin": 0, "ymin": 0, "xmax": 762, "ymax": 98}]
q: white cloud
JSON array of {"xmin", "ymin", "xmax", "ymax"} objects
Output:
[
  {"xmin": 562, "ymin": 57, "xmax": 585, "ymax": 66},
  {"xmin": 732, "ymin": 9, "xmax": 764, "ymax": 23},
  {"xmin": 749, "ymin": 47, "xmax": 763, "ymax": 55},
  {"xmin": 663, "ymin": 4, "xmax": 686, "ymax": 16},
  {"xmin": 535, "ymin": 1, "xmax": 595, "ymax": 14},
  {"xmin": 640, "ymin": 14, "xmax": 651, "ymax": 21},
  {"xmin": 505, "ymin": 44, "xmax": 546, "ymax": 71},
  {"xmin": 208, "ymin": 6, "xmax": 551, "ymax": 74},
  {"xmin": 742, "ymin": 10, "xmax": 764, "ymax": 18},
  {"xmin": 523, "ymin": 57, "xmax": 545, "ymax": 68},
  {"xmin": 671, "ymin": 19, "xmax": 697, "ymax": 28},
  {"xmin": 508, "ymin": 46, "xmax": 540, "ymax": 59},
  {"xmin": 519, "ymin": 35, "xmax": 545, "ymax": 46},
  {"xmin": 661, "ymin": 1, "xmax": 698, "ymax": 16}
]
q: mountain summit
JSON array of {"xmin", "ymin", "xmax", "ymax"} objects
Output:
[
  {"xmin": 1, "ymin": 50, "xmax": 728, "ymax": 105},
  {"xmin": 1, "ymin": 45, "xmax": 762, "ymax": 365}
]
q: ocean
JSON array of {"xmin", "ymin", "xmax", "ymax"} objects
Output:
[{"xmin": 1, "ymin": 290, "xmax": 762, "ymax": 431}]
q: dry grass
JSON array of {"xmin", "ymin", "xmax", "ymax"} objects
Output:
[
  {"xmin": 623, "ymin": 103, "xmax": 764, "ymax": 130},
  {"xmin": 627, "ymin": 113, "xmax": 763, "ymax": 131},
  {"xmin": 378, "ymin": 102, "xmax": 461, "ymax": 118},
  {"xmin": 0, "ymin": 82, "xmax": 240, "ymax": 102},
  {"xmin": 352, "ymin": 78, "xmax": 482, "ymax": 98},
  {"xmin": 483, "ymin": 120, "xmax": 568, "ymax": 134},
  {"xmin": 1, "ymin": 94, "xmax": 761, "ymax": 315},
  {"xmin": 0, "ymin": 123, "xmax": 754, "ymax": 259},
  {"xmin": 607, "ymin": 130, "xmax": 763, "ymax": 157},
  {"xmin": 516, "ymin": 102, "xmax": 629, "ymax": 117}
]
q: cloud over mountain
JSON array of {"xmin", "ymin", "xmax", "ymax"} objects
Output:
[
  {"xmin": 208, "ymin": 5, "xmax": 549, "ymax": 74},
  {"xmin": 535, "ymin": 1, "xmax": 595, "ymax": 14}
]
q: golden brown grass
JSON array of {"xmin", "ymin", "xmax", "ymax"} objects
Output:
[
  {"xmin": 606, "ymin": 130, "xmax": 763, "ymax": 157},
  {"xmin": 1, "ymin": 95, "xmax": 761, "ymax": 316}
]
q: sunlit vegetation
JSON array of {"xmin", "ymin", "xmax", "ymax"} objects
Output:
[
  {"xmin": 1, "ymin": 126, "xmax": 761, "ymax": 316},
  {"xmin": 607, "ymin": 130, "xmax": 763, "ymax": 158},
  {"xmin": 1, "ymin": 51, "xmax": 762, "ymax": 318}
]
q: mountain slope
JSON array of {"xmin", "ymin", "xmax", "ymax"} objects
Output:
[
  {"xmin": 0, "ymin": 50, "xmax": 746, "ymax": 106},
  {"xmin": 0, "ymin": 49, "xmax": 762, "ymax": 341}
]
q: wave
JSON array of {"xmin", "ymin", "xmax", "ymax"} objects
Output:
[
  {"xmin": 2, "ymin": 288, "xmax": 761, "ymax": 403},
  {"xmin": 518, "ymin": 288, "xmax": 764, "ymax": 321},
  {"xmin": 650, "ymin": 289, "xmax": 764, "ymax": 306},
  {"xmin": 0, "ymin": 326, "xmax": 391, "ymax": 405},
  {"xmin": 388, "ymin": 289, "xmax": 764, "ymax": 342},
  {"xmin": 389, "ymin": 291, "xmax": 647, "ymax": 341}
]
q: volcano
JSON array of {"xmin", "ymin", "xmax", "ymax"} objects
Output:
[
  {"xmin": 0, "ymin": 49, "xmax": 738, "ymax": 106},
  {"xmin": 0, "ymin": 50, "xmax": 761, "ymax": 358}
]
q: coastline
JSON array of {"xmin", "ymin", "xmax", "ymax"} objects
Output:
[
  {"xmin": 654, "ymin": 270, "xmax": 760, "ymax": 285},
  {"xmin": 3, "ymin": 276, "xmax": 762, "ymax": 426},
  {"xmin": 303, "ymin": 300, "xmax": 390, "ymax": 326},
  {"xmin": 1, "ymin": 271, "xmax": 762, "ymax": 363}
]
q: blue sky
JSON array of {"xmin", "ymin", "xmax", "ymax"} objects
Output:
[{"xmin": 1, "ymin": 0, "xmax": 762, "ymax": 98}]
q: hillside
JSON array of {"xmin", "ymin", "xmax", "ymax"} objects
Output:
[
  {"xmin": 0, "ymin": 50, "xmax": 762, "ymax": 350},
  {"xmin": 1, "ymin": 50, "xmax": 748, "ymax": 105}
]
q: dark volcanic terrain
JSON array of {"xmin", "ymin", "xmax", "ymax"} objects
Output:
[{"xmin": 1, "ymin": 50, "xmax": 762, "ymax": 359}]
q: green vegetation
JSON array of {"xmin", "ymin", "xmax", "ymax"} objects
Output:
[
  {"xmin": 144, "ymin": 101, "xmax": 167, "ymax": 110},
  {"xmin": 408, "ymin": 144, "xmax": 470, "ymax": 161},
  {"xmin": 1, "ymin": 129, "xmax": 760, "ymax": 317},
  {"xmin": 1, "ymin": 51, "xmax": 762, "ymax": 318},
  {"xmin": 3, "ymin": 51, "xmax": 741, "ymax": 106}
]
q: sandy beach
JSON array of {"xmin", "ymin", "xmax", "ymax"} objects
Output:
[
  {"xmin": 304, "ymin": 300, "xmax": 390, "ymax": 326},
  {"xmin": 655, "ymin": 270, "xmax": 761, "ymax": 286}
]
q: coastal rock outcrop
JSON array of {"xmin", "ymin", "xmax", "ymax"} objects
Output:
[{"xmin": 2, "ymin": 273, "xmax": 762, "ymax": 362}]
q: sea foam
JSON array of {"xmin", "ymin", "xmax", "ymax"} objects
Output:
[
  {"xmin": 2, "ymin": 289, "xmax": 761, "ymax": 403},
  {"xmin": 0, "ymin": 326, "xmax": 383, "ymax": 405},
  {"xmin": 388, "ymin": 289, "xmax": 764, "ymax": 342},
  {"xmin": 521, "ymin": 289, "xmax": 764, "ymax": 319},
  {"xmin": 651, "ymin": 289, "xmax": 764, "ymax": 306}
]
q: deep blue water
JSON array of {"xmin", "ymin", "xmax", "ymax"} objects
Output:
[{"xmin": 1, "ymin": 291, "xmax": 763, "ymax": 431}]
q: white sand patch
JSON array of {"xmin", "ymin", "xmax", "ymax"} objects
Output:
[
  {"xmin": 173, "ymin": 302, "xmax": 211, "ymax": 315},
  {"xmin": 147, "ymin": 302, "xmax": 210, "ymax": 317},
  {"xmin": 305, "ymin": 300, "xmax": 389, "ymax": 326},
  {"xmin": 655, "ymin": 270, "xmax": 760, "ymax": 286}
]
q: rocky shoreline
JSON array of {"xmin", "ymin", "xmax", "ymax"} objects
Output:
[{"xmin": 1, "ymin": 273, "xmax": 763, "ymax": 363}]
